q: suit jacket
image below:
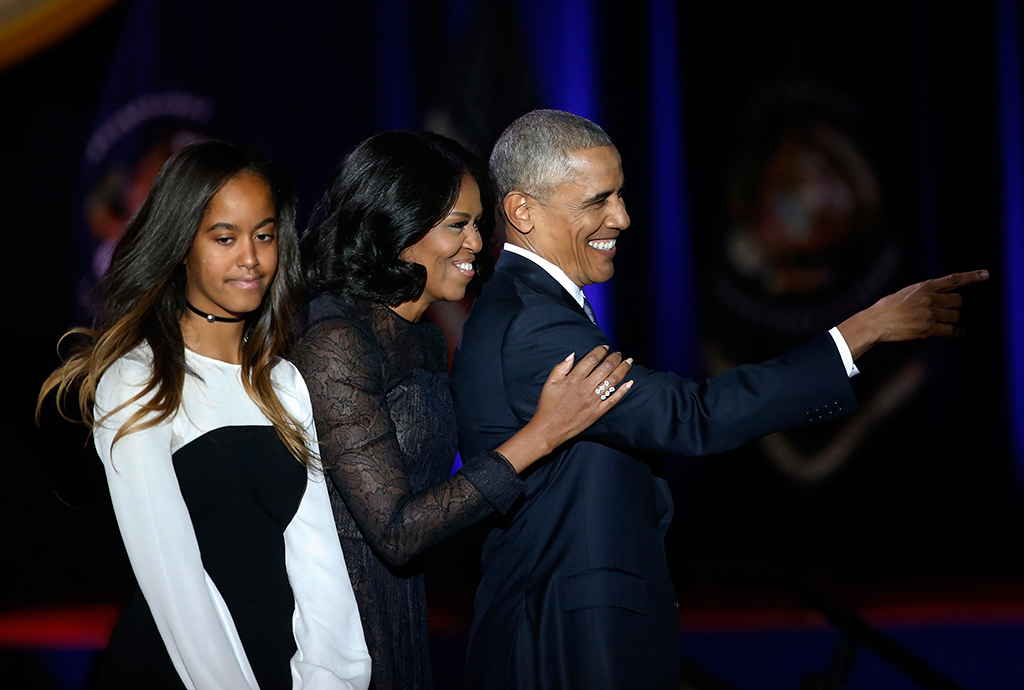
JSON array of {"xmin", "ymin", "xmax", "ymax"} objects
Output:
[{"xmin": 451, "ymin": 251, "xmax": 857, "ymax": 690}]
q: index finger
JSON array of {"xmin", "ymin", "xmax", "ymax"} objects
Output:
[
  {"xmin": 931, "ymin": 269, "xmax": 989, "ymax": 292},
  {"xmin": 566, "ymin": 344, "xmax": 614, "ymax": 382}
]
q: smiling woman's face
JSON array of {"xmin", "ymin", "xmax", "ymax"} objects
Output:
[
  {"xmin": 395, "ymin": 174, "xmax": 484, "ymax": 319},
  {"xmin": 184, "ymin": 173, "xmax": 278, "ymax": 319}
]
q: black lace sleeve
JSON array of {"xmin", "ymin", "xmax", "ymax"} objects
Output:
[{"xmin": 292, "ymin": 318, "xmax": 520, "ymax": 567}]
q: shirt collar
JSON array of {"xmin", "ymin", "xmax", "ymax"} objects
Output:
[{"xmin": 503, "ymin": 242, "xmax": 586, "ymax": 308}]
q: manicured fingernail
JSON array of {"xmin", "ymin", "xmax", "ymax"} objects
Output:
[
  {"xmin": 980, "ymin": 270, "xmax": 990, "ymax": 279},
  {"xmin": 565, "ymin": 352, "xmax": 575, "ymax": 362},
  {"xmin": 602, "ymin": 344, "xmax": 610, "ymax": 349},
  {"xmin": 623, "ymin": 380, "xmax": 634, "ymax": 390},
  {"xmin": 625, "ymin": 358, "xmax": 633, "ymax": 365}
]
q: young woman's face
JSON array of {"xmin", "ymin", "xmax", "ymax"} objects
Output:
[
  {"xmin": 185, "ymin": 173, "xmax": 278, "ymax": 319},
  {"xmin": 401, "ymin": 174, "xmax": 484, "ymax": 306}
]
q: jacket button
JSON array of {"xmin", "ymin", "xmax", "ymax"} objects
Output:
[{"xmin": 673, "ymin": 601, "xmax": 680, "ymax": 611}]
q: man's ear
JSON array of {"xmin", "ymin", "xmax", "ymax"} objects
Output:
[{"xmin": 502, "ymin": 192, "xmax": 533, "ymax": 235}]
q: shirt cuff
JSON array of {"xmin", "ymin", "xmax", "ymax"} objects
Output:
[
  {"xmin": 828, "ymin": 326, "xmax": 860, "ymax": 378},
  {"xmin": 458, "ymin": 450, "xmax": 523, "ymax": 514}
]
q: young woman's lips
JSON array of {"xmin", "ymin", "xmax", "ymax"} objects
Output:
[
  {"xmin": 453, "ymin": 260, "xmax": 475, "ymax": 278},
  {"xmin": 230, "ymin": 276, "xmax": 262, "ymax": 289}
]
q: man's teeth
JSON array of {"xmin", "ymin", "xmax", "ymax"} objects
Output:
[
  {"xmin": 455, "ymin": 261, "xmax": 474, "ymax": 271},
  {"xmin": 588, "ymin": 239, "xmax": 616, "ymax": 251}
]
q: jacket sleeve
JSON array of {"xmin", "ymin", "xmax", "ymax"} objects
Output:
[
  {"xmin": 94, "ymin": 356, "xmax": 260, "ymax": 690},
  {"xmin": 500, "ymin": 300, "xmax": 857, "ymax": 457},
  {"xmin": 280, "ymin": 365, "xmax": 372, "ymax": 689}
]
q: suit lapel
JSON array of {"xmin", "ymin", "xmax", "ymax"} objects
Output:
[{"xmin": 495, "ymin": 251, "xmax": 591, "ymax": 322}]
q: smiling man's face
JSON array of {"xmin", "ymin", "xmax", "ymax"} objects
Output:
[{"xmin": 528, "ymin": 145, "xmax": 629, "ymax": 286}]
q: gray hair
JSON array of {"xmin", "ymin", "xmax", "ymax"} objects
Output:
[{"xmin": 489, "ymin": 109, "xmax": 613, "ymax": 201}]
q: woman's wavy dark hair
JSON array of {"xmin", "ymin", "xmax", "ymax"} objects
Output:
[
  {"xmin": 302, "ymin": 131, "xmax": 496, "ymax": 304},
  {"xmin": 37, "ymin": 140, "xmax": 316, "ymax": 467}
]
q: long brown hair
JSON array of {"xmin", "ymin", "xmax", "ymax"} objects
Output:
[{"xmin": 37, "ymin": 141, "xmax": 315, "ymax": 467}]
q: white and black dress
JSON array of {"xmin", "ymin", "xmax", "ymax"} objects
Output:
[{"xmin": 93, "ymin": 345, "xmax": 371, "ymax": 690}]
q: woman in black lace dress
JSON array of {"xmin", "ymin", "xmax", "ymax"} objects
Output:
[{"xmin": 293, "ymin": 132, "xmax": 634, "ymax": 689}]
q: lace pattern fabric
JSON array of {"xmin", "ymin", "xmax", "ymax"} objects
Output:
[{"xmin": 292, "ymin": 294, "xmax": 521, "ymax": 690}]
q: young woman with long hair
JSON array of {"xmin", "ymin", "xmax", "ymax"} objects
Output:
[
  {"xmin": 38, "ymin": 141, "xmax": 370, "ymax": 690},
  {"xmin": 293, "ymin": 131, "xmax": 634, "ymax": 689}
]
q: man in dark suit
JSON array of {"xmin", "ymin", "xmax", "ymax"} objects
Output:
[{"xmin": 450, "ymin": 109, "xmax": 986, "ymax": 690}]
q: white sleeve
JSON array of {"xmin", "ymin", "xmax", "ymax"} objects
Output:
[
  {"xmin": 94, "ymin": 356, "xmax": 259, "ymax": 690},
  {"xmin": 284, "ymin": 370, "xmax": 372, "ymax": 690},
  {"xmin": 828, "ymin": 326, "xmax": 861, "ymax": 378}
]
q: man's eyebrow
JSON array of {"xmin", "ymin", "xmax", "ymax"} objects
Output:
[
  {"xmin": 581, "ymin": 190, "xmax": 613, "ymax": 206},
  {"xmin": 581, "ymin": 183, "xmax": 625, "ymax": 206}
]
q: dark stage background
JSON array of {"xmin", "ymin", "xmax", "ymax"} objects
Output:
[{"xmin": 4, "ymin": 0, "xmax": 1024, "ymax": 687}]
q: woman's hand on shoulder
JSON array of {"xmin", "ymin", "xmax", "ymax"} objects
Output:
[
  {"xmin": 496, "ymin": 346, "xmax": 633, "ymax": 473},
  {"xmin": 533, "ymin": 345, "xmax": 633, "ymax": 444}
]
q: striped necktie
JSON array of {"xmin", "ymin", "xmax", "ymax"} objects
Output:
[{"xmin": 582, "ymin": 296, "xmax": 598, "ymax": 326}]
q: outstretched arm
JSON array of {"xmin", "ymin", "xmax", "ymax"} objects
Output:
[
  {"xmin": 490, "ymin": 300, "xmax": 858, "ymax": 459},
  {"xmin": 838, "ymin": 270, "xmax": 990, "ymax": 360}
]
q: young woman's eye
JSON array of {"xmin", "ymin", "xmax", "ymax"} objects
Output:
[
  {"xmin": 256, "ymin": 233, "xmax": 275, "ymax": 243},
  {"xmin": 215, "ymin": 236, "xmax": 233, "ymax": 245}
]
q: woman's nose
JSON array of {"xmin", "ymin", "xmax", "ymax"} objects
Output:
[
  {"xmin": 237, "ymin": 240, "xmax": 259, "ymax": 268},
  {"xmin": 465, "ymin": 227, "xmax": 483, "ymax": 253}
]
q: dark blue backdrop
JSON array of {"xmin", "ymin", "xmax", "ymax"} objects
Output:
[{"xmin": 5, "ymin": 0, "xmax": 1023, "ymax": 611}]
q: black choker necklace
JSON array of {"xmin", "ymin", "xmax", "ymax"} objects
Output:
[{"xmin": 186, "ymin": 301, "xmax": 245, "ymax": 323}]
